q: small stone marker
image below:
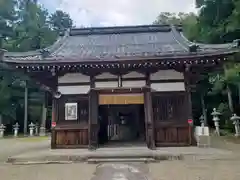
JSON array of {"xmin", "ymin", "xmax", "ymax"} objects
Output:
[{"xmin": 195, "ymin": 126, "xmax": 210, "ymax": 148}]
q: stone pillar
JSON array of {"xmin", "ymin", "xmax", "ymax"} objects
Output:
[
  {"xmin": 211, "ymin": 108, "xmax": 221, "ymax": 136},
  {"xmin": 230, "ymin": 114, "xmax": 240, "ymax": 137}
]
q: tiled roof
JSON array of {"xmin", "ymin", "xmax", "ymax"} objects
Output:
[{"xmin": 3, "ymin": 24, "xmax": 239, "ymax": 63}]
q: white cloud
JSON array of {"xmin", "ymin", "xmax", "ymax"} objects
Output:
[{"xmin": 41, "ymin": 0, "xmax": 197, "ymax": 27}]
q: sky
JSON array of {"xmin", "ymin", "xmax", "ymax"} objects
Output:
[{"xmin": 39, "ymin": 0, "xmax": 197, "ymax": 27}]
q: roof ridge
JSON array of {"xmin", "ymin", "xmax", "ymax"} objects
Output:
[
  {"xmin": 170, "ymin": 25, "xmax": 189, "ymax": 51},
  {"xmin": 69, "ymin": 24, "xmax": 173, "ymax": 36}
]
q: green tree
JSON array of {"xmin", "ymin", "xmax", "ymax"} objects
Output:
[
  {"xmin": 50, "ymin": 10, "xmax": 73, "ymax": 33},
  {"xmin": 0, "ymin": 0, "xmax": 17, "ymax": 48}
]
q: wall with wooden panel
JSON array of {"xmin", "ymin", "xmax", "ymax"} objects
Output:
[
  {"xmin": 58, "ymin": 73, "xmax": 90, "ymax": 83},
  {"xmin": 122, "ymin": 80, "xmax": 146, "ymax": 88},
  {"xmin": 53, "ymin": 128, "xmax": 89, "ymax": 148},
  {"xmin": 151, "ymin": 82, "xmax": 185, "ymax": 92},
  {"xmin": 95, "ymin": 81, "xmax": 118, "ymax": 88},
  {"xmin": 58, "ymin": 73, "xmax": 90, "ymax": 94},
  {"xmin": 150, "ymin": 70, "xmax": 184, "ymax": 80},
  {"xmin": 58, "ymin": 85, "xmax": 90, "ymax": 94},
  {"xmin": 52, "ymin": 94, "xmax": 90, "ymax": 148}
]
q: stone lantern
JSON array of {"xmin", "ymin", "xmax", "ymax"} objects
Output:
[
  {"xmin": 28, "ymin": 122, "xmax": 35, "ymax": 136},
  {"xmin": 35, "ymin": 122, "xmax": 39, "ymax": 136},
  {"xmin": 0, "ymin": 124, "xmax": 6, "ymax": 138},
  {"xmin": 211, "ymin": 108, "xmax": 221, "ymax": 136},
  {"xmin": 230, "ymin": 114, "xmax": 240, "ymax": 137},
  {"xmin": 13, "ymin": 122, "xmax": 20, "ymax": 137},
  {"xmin": 199, "ymin": 115, "xmax": 205, "ymax": 127}
]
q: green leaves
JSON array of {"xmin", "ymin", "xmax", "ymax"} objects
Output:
[
  {"xmin": 50, "ymin": 10, "xmax": 73, "ymax": 32},
  {"xmin": 0, "ymin": 1, "xmax": 73, "ymax": 124}
]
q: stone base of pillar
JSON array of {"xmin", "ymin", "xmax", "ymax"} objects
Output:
[{"xmin": 39, "ymin": 127, "xmax": 46, "ymax": 136}]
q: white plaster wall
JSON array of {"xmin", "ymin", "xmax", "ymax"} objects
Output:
[
  {"xmin": 122, "ymin": 80, "xmax": 146, "ymax": 88},
  {"xmin": 151, "ymin": 82, "xmax": 185, "ymax": 91},
  {"xmin": 95, "ymin": 81, "xmax": 118, "ymax": 88},
  {"xmin": 58, "ymin": 73, "xmax": 90, "ymax": 83},
  {"xmin": 150, "ymin": 70, "xmax": 184, "ymax": 80},
  {"xmin": 58, "ymin": 85, "xmax": 90, "ymax": 94},
  {"xmin": 95, "ymin": 72, "xmax": 117, "ymax": 79},
  {"xmin": 122, "ymin": 71, "xmax": 145, "ymax": 78}
]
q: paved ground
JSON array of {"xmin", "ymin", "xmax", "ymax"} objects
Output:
[
  {"xmin": 1, "ymin": 159, "xmax": 240, "ymax": 180},
  {"xmin": 0, "ymin": 135, "xmax": 240, "ymax": 180},
  {"xmin": 7, "ymin": 146, "xmax": 234, "ymax": 163}
]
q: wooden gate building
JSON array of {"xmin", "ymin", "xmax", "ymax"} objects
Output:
[{"xmin": 1, "ymin": 24, "xmax": 239, "ymax": 149}]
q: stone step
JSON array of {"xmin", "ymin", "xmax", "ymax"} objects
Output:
[{"xmin": 87, "ymin": 158, "xmax": 156, "ymax": 164}]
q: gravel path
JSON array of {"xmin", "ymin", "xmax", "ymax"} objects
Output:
[{"xmin": 0, "ymin": 137, "xmax": 50, "ymax": 162}]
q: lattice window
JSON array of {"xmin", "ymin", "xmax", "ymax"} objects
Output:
[
  {"xmin": 78, "ymin": 99, "xmax": 89, "ymax": 122},
  {"xmin": 152, "ymin": 93, "xmax": 186, "ymax": 122}
]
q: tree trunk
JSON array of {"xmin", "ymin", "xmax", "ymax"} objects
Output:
[
  {"xmin": 200, "ymin": 92, "xmax": 207, "ymax": 125},
  {"xmin": 238, "ymin": 83, "xmax": 240, "ymax": 104},
  {"xmin": 24, "ymin": 83, "xmax": 28, "ymax": 135},
  {"xmin": 227, "ymin": 85, "xmax": 234, "ymax": 113}
]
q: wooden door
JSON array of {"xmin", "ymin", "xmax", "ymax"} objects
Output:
[{"xmin": 152, "ymin": 92, "xmax": 189, "ymax": 146}]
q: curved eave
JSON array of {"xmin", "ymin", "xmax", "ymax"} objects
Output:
[
  {"xmin": 177, "ymin": 30, "xmax": 237, "ymax": 51},
  {"xmin": 2, "ymin": 49, "xmax": 238, "ymax": 66}
]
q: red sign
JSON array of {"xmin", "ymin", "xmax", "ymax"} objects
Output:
[
  {"xmin": 52, "ymin": 121, "xmax": 56, "ymax": 128},
  {"xmin": 188, "ymin": 119, "xmax": 193, "ymax": 124}
]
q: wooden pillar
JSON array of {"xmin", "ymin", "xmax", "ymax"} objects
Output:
[
  {"xmin": 23, "ymin": 81, "xmax": 28, "ymax": 136},
  {"xmin": 88, "ymin": 89, "xmax": 99, "ymax": 150},
  {"xmin": 184, "ymin": 66, "xmax": 195, "ymax": 145},
  {"xmin": 51, "ymin": 97, "xmax": 57, "ymax": 149},
  {"xmin": 143, "ymin": 87, "xmax": 155, "ymax": 149}
]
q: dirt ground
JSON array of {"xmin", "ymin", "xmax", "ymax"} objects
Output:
[
  {"xmin": 149, "ymin": 159, "xmax": 240, "ymax": 180},
  {"xmin": 1, "ymin": 135, "xmax": 240, "ymax": 180},
  {"xmin": 0, "ymin": 163, "xmax": 96, "ymax": 180}
]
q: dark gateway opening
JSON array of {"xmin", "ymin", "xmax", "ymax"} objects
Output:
[{"xmin": 98, "ymin": 104, "xmax": 145, "ymax": 147}]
